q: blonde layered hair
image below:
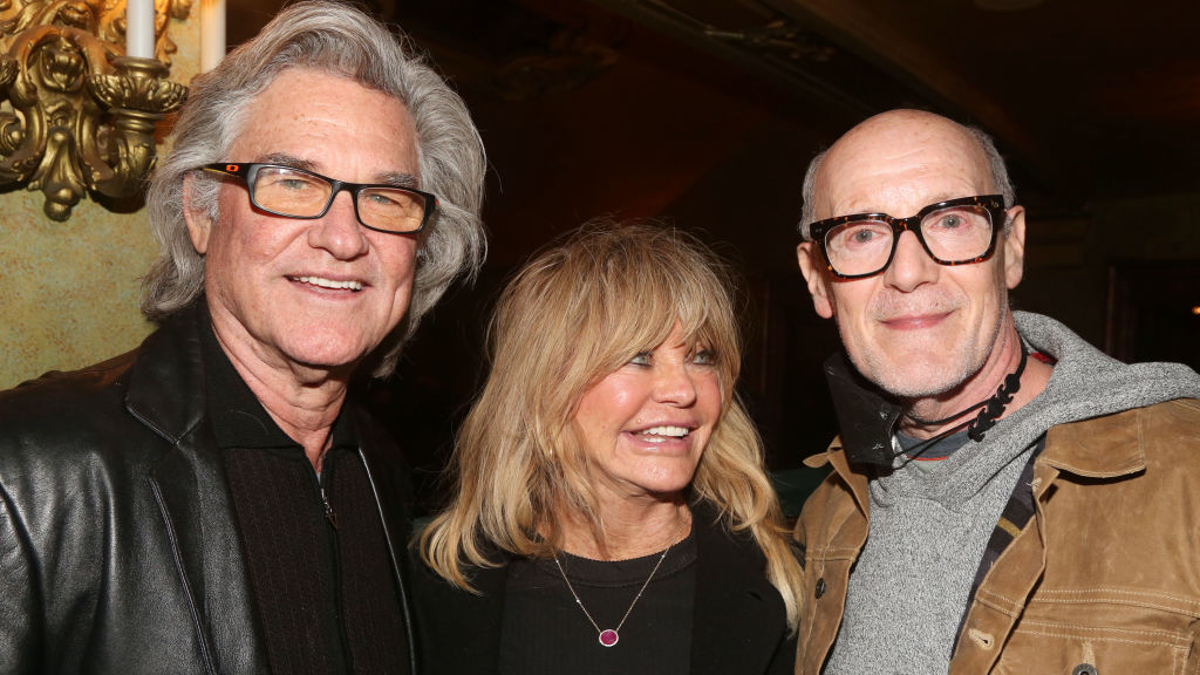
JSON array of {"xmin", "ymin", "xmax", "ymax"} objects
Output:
[{"xmin": 420, "ymin": 222, "xmax": 802, "ymax": 629}]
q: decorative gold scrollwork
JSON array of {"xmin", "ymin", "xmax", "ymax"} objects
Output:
[{"xmin": 0, "ymin": 0, "xmax": 190, "ymax": 221}]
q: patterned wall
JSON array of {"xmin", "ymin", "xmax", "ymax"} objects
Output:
[{"xmin": 0, "ymin": 16, "xmax": 201, "ymax": 389}]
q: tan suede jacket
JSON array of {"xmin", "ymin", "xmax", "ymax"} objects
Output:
[{"xmin": 794, "ymin": 398, "xmax": 1200, "ymax": 675}]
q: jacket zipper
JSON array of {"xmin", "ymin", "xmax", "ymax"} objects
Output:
[
  {"xmin": 320, "ymin": 486, "xmax": 338, "ymax": 530},
  {"xmin": 314, "ymin": 455, "xmax": 352, "ymax": 675}
]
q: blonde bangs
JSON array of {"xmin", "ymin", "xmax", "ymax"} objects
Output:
[{"xmin": 558, "ymin": 223, "xmax": 742, "ymax": 402}]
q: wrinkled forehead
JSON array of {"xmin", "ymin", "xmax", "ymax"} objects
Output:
[
  {"xmin": 815, "ymin": 114, "xmax": 994, "ymax": 218},
  {"xmin": 229, "ymin": 68, "xmax": 417, "ymax": 168}
]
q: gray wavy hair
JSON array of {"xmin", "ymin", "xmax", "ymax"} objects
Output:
[
  {"xmin": 797, "ymin": 120, "xmax": 1015, "ymax": 240},
  {"xmin": 141, "ymin": 0, "xmax": 486, "ymax": 377}
]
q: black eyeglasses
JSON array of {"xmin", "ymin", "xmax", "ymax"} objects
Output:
[
  {"xmin": 803, "ymin": 195, "xmax": 1007, "ymax": 279},
  {"xmin": 200, "ymin": 163, "xmax": 437, "ymax": 234}
]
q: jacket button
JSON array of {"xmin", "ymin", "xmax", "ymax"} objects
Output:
[
  {"xmin": 815, "ymin": 577, "xmax": 826, "ymax": 598},
  {"xmin": 1072, "ymin": 664, "xmax": 1098, "ymax": 675}
]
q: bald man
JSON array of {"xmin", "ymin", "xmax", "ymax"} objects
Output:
[{"xmin": 791, "ymin": 110, "xmax": 1200, "ymax": 674}]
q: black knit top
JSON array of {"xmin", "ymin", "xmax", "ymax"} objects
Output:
[
  {"xmin": 499, "ymin": 530, "xmax": 697, "ymax": 675},
  {"xmin": 202, "ymin": 318, "xmax": 409, "ymax": 675}
]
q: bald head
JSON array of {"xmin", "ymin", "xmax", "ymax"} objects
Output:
[
  {"xmin": 793, "ymin": 108, "xmax": 1030, "ymax": 403},
  {"xmin": 799, "ymin": 110, "xmax": 1014, "ymax": 239}
]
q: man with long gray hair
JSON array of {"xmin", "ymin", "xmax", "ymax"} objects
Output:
[{"xmin": 0, "ymin": 2, "xmax": 485, "ymax": 673}]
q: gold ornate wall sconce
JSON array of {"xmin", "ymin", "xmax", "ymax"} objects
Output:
[{"xmin": 0, "ymin": 0, "xmax": 190, "ymax": 221}]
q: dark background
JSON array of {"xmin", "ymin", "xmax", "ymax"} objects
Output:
[{"xmin": 230, "ymin": 0, "xmax": 1200, "ymax": 513}]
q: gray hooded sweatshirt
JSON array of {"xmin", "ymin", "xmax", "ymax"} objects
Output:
[{"xmin": 823, "ymin": 311, "xmax": 1200, "ymax": 675}]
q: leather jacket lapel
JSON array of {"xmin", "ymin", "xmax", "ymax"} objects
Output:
[
  {"xmin": 123, "ymin": 311, "xmax": 206, "ymax": 445},
  {"xmin": 130, "ymin": 306, "xmax": 269, "ymax": 674},
  {"xmin": 150, "ymin": 428, "xmax": 267, "ymax": 674}
]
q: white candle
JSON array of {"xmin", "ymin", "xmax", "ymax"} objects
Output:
[
  {"xmin": 126, "ymin": 0, "xmax": 155, "ymax": 58},
  {"xmin": 200, "ymin": 0, "xmax": 226, "ymax": 72}
]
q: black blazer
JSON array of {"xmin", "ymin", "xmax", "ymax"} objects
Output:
[
  {"xmin": 411, "ymin": 505, "xmax": 795, "ymax": 674},
  {"xmin": 0, "ymin": 305, "xmax": 415, "ymax": 674}
]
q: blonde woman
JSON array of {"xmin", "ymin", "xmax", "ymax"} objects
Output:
[{"xmin": 413, "ymin": 223, "xmax": 802, "ymax": 674}]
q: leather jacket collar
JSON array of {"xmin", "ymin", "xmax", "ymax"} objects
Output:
[{"xmin": 132, "ymin": 302, "xmax": 414, "ymax": 673}]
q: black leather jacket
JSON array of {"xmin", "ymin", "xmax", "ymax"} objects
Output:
[{"xmin": 0, "ymin": 307, "xmax": 415, "ymax": 674}]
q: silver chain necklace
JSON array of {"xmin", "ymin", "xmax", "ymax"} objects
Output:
[{"xmin": 552, "ymin": 519, "xmax": 688, "ymax": 648}]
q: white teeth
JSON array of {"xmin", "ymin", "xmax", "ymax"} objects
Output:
[
  {"xmin": 640, "ymin": 425, "xmax": 689, "ymax": 439},
  {"xmin": 294, "ymin": 276, "xmax": 363, "ymax": 291}
]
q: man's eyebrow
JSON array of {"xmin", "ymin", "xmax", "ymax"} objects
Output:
[
  {"xmin": 253, "ymin": 153, "xmax": 419, "ymax": 188},
  {"xmin": 374, "ymin": 171, "xmax": 420, "ymax": 189},
  {"xmin": 255, "ymin": 152, "xmax": 317, "ymax": 172}
]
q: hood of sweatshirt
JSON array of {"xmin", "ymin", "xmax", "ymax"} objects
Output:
[{"xmin": 823, "ymin": 310, "xmax": 1200, "ymax": 508}]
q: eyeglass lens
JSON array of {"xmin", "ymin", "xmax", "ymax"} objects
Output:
[
  {"xmin": 252, "ymin": 165, "xmax": 428, "ymax": 233},
  {"xmin": 825, "ymin": 204, "xmax": 995, "ymax": 277}
]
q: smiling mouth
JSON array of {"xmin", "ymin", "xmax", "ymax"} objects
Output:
[
  {"xmin": 881, "ymin": 312, "xmax": 951, "ymax": 330},
  {"xmin": 636, "ymin": 425, "xmax": 692, "ymax": 443},
  {"xmin": 290, "ymin": 275, "xmax": 363, "ymax": 292}
]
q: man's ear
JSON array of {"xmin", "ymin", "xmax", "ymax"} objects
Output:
[
  {"xmin": 1001, "ymin": 206, "xmax": 1027, "ymax": 290},
  {"xmin": 182, "ymin": 174, "xmax": 213, "ymax": 255},
  {"xmin": 797, "ymin": 241, "xmax": 835, "ymax": 319}
]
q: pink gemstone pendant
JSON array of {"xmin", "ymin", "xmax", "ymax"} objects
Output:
[{"xmin": 598, "ymin": 629, "xmax": 619, "ymax": 647}]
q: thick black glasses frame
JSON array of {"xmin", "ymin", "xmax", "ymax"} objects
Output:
[
  {"xmin": 201, "ymin": 162, "xmax": 437, "ymax": 234},
  {"xmin": 805, "ymin": 194, "xmax": 1007, "ymax": 280}
]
